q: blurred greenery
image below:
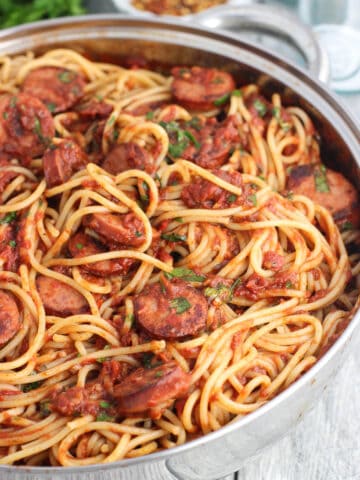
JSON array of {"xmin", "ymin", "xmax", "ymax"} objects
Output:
[{"xmin": 0, "ymin": 0, "xmax": 86, "ymax": 28}]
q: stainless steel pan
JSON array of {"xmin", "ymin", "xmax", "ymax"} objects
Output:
[{"xmin": 0, "ymin": 15, "xmax": 359, "ymax": 480}]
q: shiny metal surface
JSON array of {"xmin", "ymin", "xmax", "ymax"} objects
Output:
[
  {"xmin": 195, "ymin": 4, "xmax": 330, "ymax": 83},
  {"xmin": 0, "ymin": 15, "xmax": 359, "ymax": 480}
]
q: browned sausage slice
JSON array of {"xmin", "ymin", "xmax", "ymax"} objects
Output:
[
  {"xmin": 52, "ymin": 386, "xmax": 100, "ymax": 417},
  {"xmin": 0, "ymin": 93, "xmax": 54, "ymax": 161},
  {"xmin": 113, "ymin": 361, "xmax": 191, "ymax": 416},
  {"xmin": 43, "ymin": 139, "xmax": 88, "ymax": 187},
  {"xmin": 181, "ymin": 169, "xmax": 243, "ymax": 209},
  {"xmin": 86, "ymin": 212, "xmax": 145, "ymax": 248},
  {"xmin": 134, "ymin": 277, "xmax": 208, "ymax": 339},
  {"xmin": 22, "ymin": 67, "xmax": 86, "ymax": 113},
  {"xmin": 171, "ymin": 66, "xmax": 236, "ymax": 111},
  {"xmin": 75, "ymin": 100, "xmax": 113, "ymax": 119},
  {"xmin": 102, "ymin": 142, "xmax": 154, "ymax": 175},
  {"xmin": 68, "ymin": 232, "xmax": 136, "ymax": 277},
  {"xmin": 181, "ymin": 115, "xmax": 241, "ymax": 169},
  {"xmin": 0, "ymin": 290, "xmax": 20, "ymax": 345},
  {"xmin": 287, "ymin": 164, "xmax": 360, "ymax": 228},
  {"xmin": 36, "ymin": 275, "xmax": 89, "ymax": 317}
]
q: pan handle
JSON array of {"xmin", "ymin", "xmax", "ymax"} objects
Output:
[{"xmin": 195, "ymin": 3, "xmax": 330, "ymax": 84}]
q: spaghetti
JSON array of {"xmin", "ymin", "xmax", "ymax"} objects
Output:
[{"xmin": 0, "ymin": 49, "xmax": 359, "ymax": 466}]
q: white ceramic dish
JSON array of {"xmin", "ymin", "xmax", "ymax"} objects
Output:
[{"xmin": 111, "ymin": 0, "xmax": 253, "ymax": 20}]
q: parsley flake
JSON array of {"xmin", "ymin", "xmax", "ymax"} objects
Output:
[
  {"xmin": 164, "ymin": 267, "xmax": 206, "ymax": 283},
  {"xmin": 170, "ymin": 297, "xmax": 191, "ymax": 314},
  {"xmin": 161, "ymin": 232, "xmax": 186, "ymax": 242},
  {"xmin": 314, "ymin": 165, "xmax": 330, "ymax": 193}
]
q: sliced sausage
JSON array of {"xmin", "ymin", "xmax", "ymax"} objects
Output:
[
  {"xmin": 101, "ymin": 142, "xmax": 154, "ymax": 175},
  {"xmin": 181, "ymin": 115, "xmax": 242, "ymax": 169},
  {"xmin": 171, "ymin": 66, "xmax": 236, "ymax": 111},
  {"xmin": 134, "ymin": 277, "xmax": 208, "ymax": 339},
  {"xmin": 43, "ymin": 139, "xmax": 88, "ymax": 188},
  {"xmin": 0, "ymin": 93, "xmax": 54, "ymax": 161},
  {"xmin": 0, "ymin": 223, "xmax": 18, "ymax": 272},
  {"xmin": 0, "ymin": 290, "xmax": 21, "ymax": 345},
  {"xmin": 86, "ymin": 212, "xmax": 145, "ymax": 248},
  {"xmin": 22, "ymin": 67, "xmax": 86, "ymax": 113},
  {"xmin": 52, "ymin": 386, "xmax": 100, "ymax": 417},
  {"xmin": 75, "ymin": 100, "xmax": 113, "ymax": 119},
  {"xmin": 181, "ymin": 169, "xmax": 243, "ymax": 209},
  {"xmin": 113, "ymin": 361, "xmax": 191, "ymax": 416},
  {"xmin": 68, "ymin": 232, "xmax": 136, "ymax": 277},
  {"xmin": 287, "ymin": 164, "xmax": 360, "ymax": 228},
  {"xmin": 36, "ymin": 275, "xmax": 89, "ymax": 317}
]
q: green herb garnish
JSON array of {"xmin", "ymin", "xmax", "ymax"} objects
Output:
[
  {"xmin": 164, "ymin": 267, "xmax": 206, "ymax": 283},
  {"xmin": 8, "ymin": 240, "xmax": 16, "ymax": 248},
  {"xmin": 23, "ymin": 381, "xmax": 41, "ymax": 392},
  {"xmin": 253, "ymin": 99, "xmax": 267, "ymax": 117},
  {"xmin": 146, "ymin": 111, "xmax": 154, "ymax": 120},
  {"xmin": 170, "ymin": 297, "xmax": 191, "ymax": 314},
  {"xmin": 58, "ymin": 70, "xmax": 75, "ymax": 83},
  {"xmin": 142, "ymin": 352, "xmax": 154, "ymax": 369},
  {"xmin": 99, "ymin": 400, "xmax": 111, "ymax": 409},
  {"xmin": 272, "ymin": 106, "xmax": 291, "ymax": 131},
  {"xmin": 341, "ymin": 221, "xmax": 354, "ymax": 232},
  {"xmin": 314, "ymin": 165, "xmax": 330, "ymax": 193},
  {"xmin": 0, "ymin": 212, "xmax": 16, "ymax": 224},
  {"xmin": 96, "ymin": 412, "xmax": 115, "ymax": 422},
  {"xmin": 285, "ymin": 281, "xmax": 294, "ymax": 289},
  {"xmin": 76, "ymin": 243, "xmax": 83, "ymax": 250},
  {"xmin": 227, "ymin": 194, "xmax": 237, "ymax": 204},
  {"xmin": 161, "ymin": 232, "xmax": 186, "ymax": 242},
  {"xmin": 213, "ymin": 93, "xmax": 230, "ymax": 107},
  {"xmin": 154, "ymin": 370, "xmax": 164, "ymax": 378},
  {"xmin": 248, "ymin": 193, "xmax": 257, "ymax": 206},
  {"xmin": 46, "ymin": 102, "xmax": 56, "ymax": 113}
]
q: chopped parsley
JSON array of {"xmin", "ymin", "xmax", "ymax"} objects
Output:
[
  {"xmin": 142, "ymin": 352, "xmax": 154, "ymax": 369},
  {"xmin": 232, "ymin": 89, "xmax": 242, "ymax": 97},
  {"xmin": 108, "ymin": 114, "xmax": 116, "ymax": 127},
  {"xmin": 341, "ymin": 221, "xmax": 354, "ymax": 232},
  {"xmin": 8, "ymin": 240, "xmax": 16, "ymax": 248},
  {"xmin": 204, "ymin": 284, "xmax": 229, "ymax": 298},
  {"xmin": 146, "ymin": 111, "xmax": 154, "ymax": 120},
  {"xmin": 253, "ymin": 99, "xmax": 267, "ymax": 117},
  {"xmin": 314, "ymin": 165, "xmax": 330, "ymax": 193},
  {"xmin": 170, "ymin": 297, "xmax": 191, "ymax": 314},
  {"xmin": 76, "ymin": 243, "xmax": 83, "ymax": 250},
  {"xmin": 96, "ymin": 412, "xmax": 115, "ymax": 422},
  {"xmin": 186, "ymin": 117, "xmax": 201, "ymax": 131},
  {"xmin": 46, "ymin": 102, "xmax": 56, "ymax": 113},
  {"xmin": 164, "ymin": 267, "xmax": 206, "ymax": 283},
  {"xmin": 9, "ymin": 96, "xmax": 17, "ymax": 108},
  {"xmin": 140, "ymin": 181, "xmax": 149, "ymax": 203},
  {"xmin": 248, "ymin": 193, "xmax": 257, "ymax": 206},
  {"xmin": 0, "ymin": 212, "xmax": 17, "ymax": 224},
  {"xmin": 2, "ymin": 111, "xmax": 8, "ymax": 120},
  {"xmin": 23, "ymin": 381, "xmax": 41, "ymax": 392},
  {"xmin": 285, "ymin": 281, "xmax": 294, "ymax": 289},
  {"xmin": 272, "ymin": 106, "xmax": 291, "ymax": 131},
  {"xmin": 112, "ymin": 129, "xmax": 119, "ymax": 141},
  {"xmin": 135, "ymin": 231, "xmax": 143, "ymax": 238},
  {"xmin": 227, "ymin": 193, "xmax": 237, "ymax": 204},
  {"xmin": 58, "ymin": 70, "xmax": 75, "ymax": 83},
  {"xmin": 160, "ymin": 120, "xmax": 200, "ymax": 158},
  {"xmin": 154, "ymin": 370, "xmax": 164, "ymax": 378},
  {"xmin": 213, "ymin": 93, "xmax": 230, "ymax": 107},
  {"xmin": 99, "ymin": 400, "xmax": 111, "ymax": 409},
  {"xmin": 286, "ymin": 190, "xmax": 294, "ymax": 200},
  {"xmin": 33, "ymin": 117, "xmax": 42, "ymax": 138},
  {"xmin": 161, "ymin": 232, "xmax": 186, "ymax": 242},
  {"xmin": 212, "ymin": 76, "xmax": 225, "ymax": 84},
  {"xmin": 174, "ymin": 217, "xmax": 183, "ymax": 223}
]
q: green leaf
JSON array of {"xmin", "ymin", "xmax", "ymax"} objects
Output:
[
  {"xmin": 204, "ymin": 284, "xmax": 229, "ymax": 298},
  {"xmin": 253, "ymin": 99, "xmax": 267, "ymax": 117},
  {"xmin": 142, "ymin": 352, "xmax": 154, "ymax": 369},
  {"xmin": 285, "ymin": 281, "xmax": 294, "ymax": 289},
  {"xmin": 146, "ymin": 111, "xmax": 154, "ymax": 120},
  {"xmin": 341, "ymin": 221, "xmax": 354, "ymax": 232},
  {"xmin": 57, "ymin": 70, "xmax": 75, "ymax": 84},
  {"xmin": 272, "ymin": 106, "xmax": 291, "ymax": 131},
  {"xmin": 23, "ymin": 381, "xmax": 41, "ymax": 392},
  {"xmin": 96, "ymin": 412, "xmax": 115, "ymax": 422},
  {"xmin": 0, "ymin": 212, "xmax": 16, "ymax": 224},
  {"xmin": 164, "ymin": 267, "xmax": 206, "ymax": 283},
  {"xmin": 184, "ymin": 130, "xmax": 201, "ymax": 149},
  {"xmin": 46, "ymin": 102, "xmax": 56, "ymax": 113},
  {"xmin": 154, "ymin": 370, "xmax": 164, "ymax": 378},
  {"xmin": 227, "ymin": 194, "xmax": 237, "ymax": 204},
  {"xmin": 213, "ymin": 93, "xmax": 230, "ymax": 107},
  {"xmin": 170, "ymin": 296, "xmax": 191, "ymax": 314},
  {"xmin": 8, "ymin": 240, "xmax": 16, "ymax": 248},
  {"xmin": 161, "ymin": 232, "xmax": 186, "ymax": 242},
  {"xmin": 248, "ymin": 193, "xmax": 257, "ymax": 206},
  {"xmin": 76, "ymin": 243, "xmax": 83, "ymax": 250},
  {"xmin": 314, "ymin": 165, "xmax": 330, "ymax": 193},
  {"xmin": 232, "ymin": 89, "xmax": 242, "ymax": 97},
  {"xmin": 99, "ymin": 400, "xmax": 111, "ymax": 409}
]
